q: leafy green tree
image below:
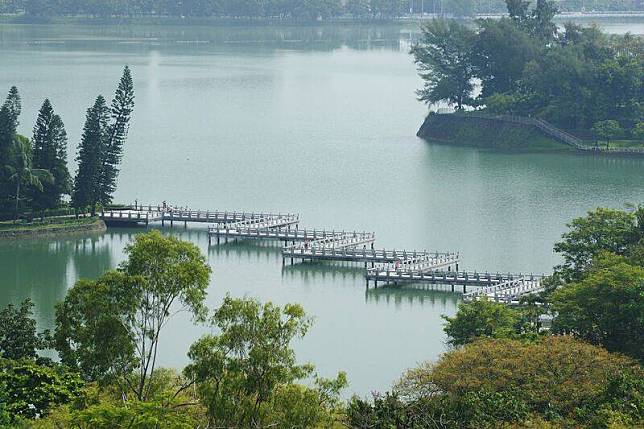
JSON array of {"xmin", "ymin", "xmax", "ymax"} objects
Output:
[
  {"xmin": 55, "ymin": 271, "xmax": 139, "ymax": 386},
  {"xmin": 551, "ymin": 253, "xmax": 644, "ymax": 361},
  {"xmin": 31, "ymin": 98, "xmax": 71, "ymax": 212},
  {"xmin": 185, "ymin": 295, "xmax": 346, "ymax": 428},
  {"xmin": 0, "ymin": 299, "xmax": 52, "ymax": 361},
  {"xmin": 529, "ymin": 0, "xmax": 558, "ymax": 40},
  {"xmin": 55, "ymin": 231, "xmax": 211, "ymax": 401},
  {"xmin": 592, "ymin": 119, "xmax": 623, "ymax": 148},
  {"xmin": 0, "ymin": 358, "xmax": 84, "ymax": 421},
  {"xmin": 553, "ymin": 207, "xmax": 642, "ymax": 280},
  {"xmin": 473, "ymin": 18, "xmax": 538, "ymax": 100},
  {"xmin": 71, "ymin": 95, "xmax": 109, "ymax": 214},
  {"xmin": 411, "ymin": 19, "xmax": 476, "ymax": 109},
  {"xmin": 442, "ymin": 299, "xmax": 522, "ymax": 347},
  {"xmin": 505, "ymin": 0, "xmax": 529, "ymax": 22},
  {"xmin": 6, "ymin": 135, "xmax": 53, "ymax": 221},
  {"xmin": 394, "ymin": 336, "xmax": 644, "ymax": 427},
  {"xmin": 51, "ymin": 400, "xmax": 197, "ymax": 429}
]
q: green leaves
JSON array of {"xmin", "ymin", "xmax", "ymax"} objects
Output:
[
  {"xmin": 31, "ymin": 98, "xmax": 71, "ymax": 211},
  {"xmin": 0, "ymin": 298, "xmax": 53, "ymax": 361},
  {"xmin": 54, "ymin": 272, "xmax": 139, "ymax": 385},
  {"xmin": 411, "ymin": 19, "xmax": 476, "ymax": 109},
  {"xmin": 551, "ymin": 252, "xmax": 644, "ymax": 361},
  {"xmin": 554, "ymin": 207, "xmax": 642, "ymax": 280},
  {"xmin": 185, "ymin": 295, "xmax": 343, "ymax": 428},
  {"xmin": 0, "ymin": 358, "xmax": 84, "ymax": 421},
  {"xmin": 55, "ymin": 231, "xmax": 211, "ymax": 401},
  {"xmin": 442, "ymin": 299, "xmax": 528, "ymax": 347}
]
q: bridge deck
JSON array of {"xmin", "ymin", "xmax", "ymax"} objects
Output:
[
  {"xmin": 366, "ymin": 269, "xmax": 543, "ymax": 287},
  {"xmin": 464, "ymin": 278, "xmax": 544, "ymax": 303},
  {"xmin": 226, "ymin": 215, "xmax": 299, "ymax": 230},
  {"xmin": 282, "ymin": 247, "xmax": 457, "ymax": 264},
  {"xmin": 101, "ymin": 205, "xmax": 295, "ymax": 225},
  {"xmin": 209, "ymin": 226, "xmax": 373, "ymax": 243}
]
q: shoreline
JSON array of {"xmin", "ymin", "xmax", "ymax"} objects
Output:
[{"xmin": 0, "ymin": 218, "xmax": 107, "ymax": 240}]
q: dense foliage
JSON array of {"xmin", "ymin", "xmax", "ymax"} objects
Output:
[
  {"xmin": 412, "ymin": 1, "xmax": 644, "ymax": 135},
  {"xmin": 185, "ymin": 295, "xmax": 347, "ymax": 428},
  {"xmin": 0, "ymin": 298, "xmax": 52, "ymax": 361},
  {"xmin": 0, "ymin": 67, "xmax": 133, "ymax": 220}
]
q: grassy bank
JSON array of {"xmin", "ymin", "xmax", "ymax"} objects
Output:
[
  {"xmin": 417, "ymin": 113, "xmax": 571, "ymax": 152},
  {"xmin": 0, "ymin": 217, "xmax": 106, "ymax": 239}
]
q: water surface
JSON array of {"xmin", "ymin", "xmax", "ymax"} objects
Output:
[{"xmin": 1, "ymin": 21, "xmax": 643, "ymax": 396}]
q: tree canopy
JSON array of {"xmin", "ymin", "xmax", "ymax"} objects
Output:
[
  {"xmin": 412, "ymin": 2, "xmax": 644, "ymax": 135},
  {"xmin": 55, "ymin": 230, "xmax": 211, "ymax": 401},
  {"xmin": 185, "ymin": 295, "xmax": 346, "ymax": 428}
]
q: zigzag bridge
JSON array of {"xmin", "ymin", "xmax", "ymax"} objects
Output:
[{"xmin": 101, "ymin": 204, "xmax": 545, "ymax": 304}]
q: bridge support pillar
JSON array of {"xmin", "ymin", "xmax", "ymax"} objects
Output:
[
  {"xmin": 184, "ymin": 221, "xmax": 187, "ymax": 228},
  {"xmin": 451, "ymin": 284, "xmax": 454, "ymax": 292},
  {"xmin": 463, "ymin": 284, "xmax": 467, "ymax": 293},
  {"xmin": 456, "ymin": 263, "xmax": 459, "ymax": 271}
]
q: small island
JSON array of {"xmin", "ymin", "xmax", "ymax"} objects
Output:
[
  {"xmin": 412, "ymin": 0, "xmax": 644, "ymax": 153},
  {"xmin": 0, "ymin": 68, "xmax": 133, "ymax": 237}
]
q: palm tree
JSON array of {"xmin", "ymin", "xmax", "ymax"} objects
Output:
[{"xmin": 5, "ymin": 136, "xmax": 52, "ymax": 222}]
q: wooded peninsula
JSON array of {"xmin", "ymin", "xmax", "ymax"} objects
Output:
[{"xmin": 413, "ymin": 0, "xmax": 644, "ymax": 150}]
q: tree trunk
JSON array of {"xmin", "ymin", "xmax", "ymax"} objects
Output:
[{"xmin": 14, "ymin": 180, "xmax": 20, "ymax": 223}]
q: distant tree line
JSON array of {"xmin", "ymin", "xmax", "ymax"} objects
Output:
[
  {"xmin": 0, "ymin": 0, "xmax": 410, "ymax": 19},
  {"xmin": 1, "ymin": 0, "xmax": 641, "ymax": 18},
  {"xmin": 0, "ymin": 67, "xmax": 134, "ymax": 220},
  {"xmin": 412, "ymin": 0, "xmax": 644, "ymax": 135}
]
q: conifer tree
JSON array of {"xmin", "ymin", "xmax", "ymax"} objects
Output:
[
  {"xmin": 0, "ymin": 87, "xmax": 21, "ymax": 208},
  {"xmin": 100, "ymin": 66, "xmax": 134, "ymax": 206},
  {"xmin": 31, "ymin": 99, "xmax": 70, "ymax": 211},
  {"xmin": 72, "ymin": 96, "xmax": 109, "ymax": 214}
]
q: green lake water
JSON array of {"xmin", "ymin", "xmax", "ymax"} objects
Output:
[{"xmin": 1, "ymin": 21, "xmax": 643, "ymax": 396}]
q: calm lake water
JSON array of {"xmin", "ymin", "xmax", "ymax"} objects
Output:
[{"xmin": 1, "ymin": 21, "xmax": 643, "ymax": 396}]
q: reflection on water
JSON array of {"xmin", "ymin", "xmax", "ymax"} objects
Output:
[
  {"xmin": 366, "ymin": 284, "xmax": 460, "ymax": 308},
  {"xmin": 0, "ymin": 23, "xmax": 412, "ymax": 53},
  {"xmin": 0, "ymin": 231, "xmax": 113, "ymax": 328}
]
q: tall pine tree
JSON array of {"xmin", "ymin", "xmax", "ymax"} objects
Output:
[
  {"xmin": 0, "ymin": 87, "xmax": 21, "ymax": 210},
  {"xmin": 72, "ymin": 66, "xmax": 134, "ymax": 213},
  {"xmin": 100, "ymin": 66, "xmax": 134, "ymax": 206},
  {"xmin": 72, "ymin": 96, "xmax": 109, "ymax": 214},
  {"xmin": 31, "ymin": 99, "xmax": 71, "ymax": 211}
]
